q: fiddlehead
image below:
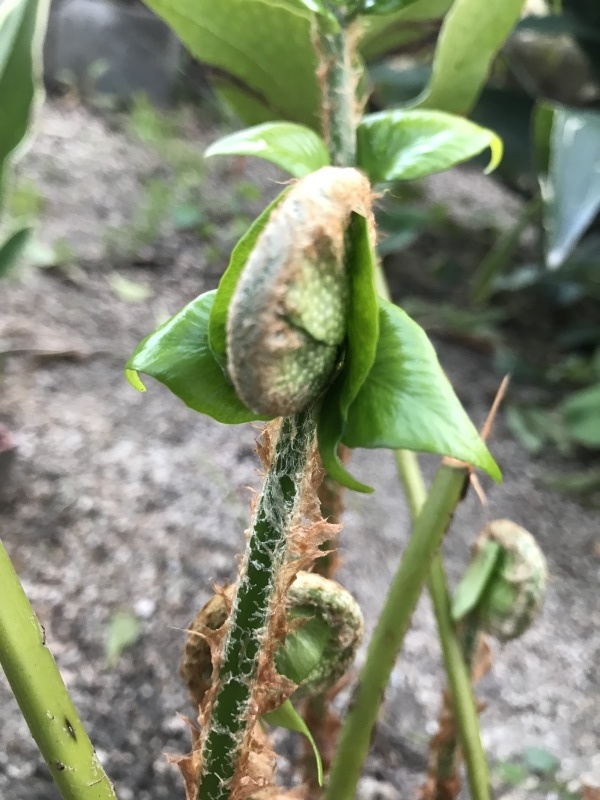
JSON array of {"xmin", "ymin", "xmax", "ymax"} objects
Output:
[
  {"xmin": 181, "ymin": 570, "xmax": 363, "ymax": 711},
  {"xmin": 226, "ymin": 166, "xmax": 372, "ymax": 417}
]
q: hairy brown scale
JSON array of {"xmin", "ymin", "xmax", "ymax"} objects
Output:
[{"xmin": 226, "ymin": 167, "xmax": 373, "ymax": 417}]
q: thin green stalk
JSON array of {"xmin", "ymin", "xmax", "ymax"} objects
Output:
[
  {"xmin": 470, "ymin": 195, "xmax": 542, "ymax": 307},
  {"xmin": 324, "ymin": 463, "xmax": 468, "ymax": 800},
  {"xmin": 395, "ymin": 450, "xmax": 490, "ymax": 800},
  {"xmin": 432, "ymin": 613, "xmax": 483, "ymax": 796},
  {"xmin": 428, "ymin": 564, "xmax": 488, "ymax": 799},
  {"xmin": 0, "ymin": 541, "xmax": 118, "ymax": 800},
  {"xmin": 197, "ymin": 410, "xmax": 315, "ymax": 800}
]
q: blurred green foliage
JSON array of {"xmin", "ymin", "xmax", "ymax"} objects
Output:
[
  {"xmin": 0, "ymin": 0, "xmax": 47, "ymax": 279},
  {"xmin": 367, "ymin": 0, "xmax": 600, "ymax": 460}
]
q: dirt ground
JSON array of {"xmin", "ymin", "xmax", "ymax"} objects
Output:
[{"xmin": 0, "ymin": 101, "xmax": 598, "ymax": 800}]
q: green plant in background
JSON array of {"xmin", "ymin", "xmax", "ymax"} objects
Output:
[
  {"xmin": 0, "ymin": 0, "xmax": 44, "ymax": 278},
  {"xmin": 368, "ymin": 0, "xmax": 600, "ymax": 463}
]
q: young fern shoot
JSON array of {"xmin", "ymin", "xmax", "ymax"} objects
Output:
[{"xmin": 177, "ymin": 167, "xmax": 374, "ymax": 800}]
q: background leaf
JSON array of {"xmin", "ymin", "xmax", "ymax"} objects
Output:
[
  {"xmin": 110, "ymin": 273, "xmax": 154, "ymax": 303},
  {"xmin": 522, "ymin": 746, "xmax": 560, "ymax": 776},
  {"xmin": 208, "ymin": 190, "xmax": 288, "ymax": 366},
  {"xmin": 0, "ymin": 0, "xmax": 46, "ymax": 198},
  {"xmin": 561, "ymin": 382, "xmax": 600, "ymax": 447},
  {"xmin": 516, "ymin": 12, "xmax": 600, "ymax": 40},
  {"xmin": 342, "ymin": 299, "xmax": 501, "ymax": 481},
  {"xmin": 563, "ymin": 0, "xmax": 600, "ymax": 82},
  {"xmin": 416, "ymin": 0, "xmax": 525, "ymax": 115},
  {"xmin": 542, "ymin": 108, "xmax": 600, "ymax": 270},
  {"xmin": 533, "ymin": 102, "xmax": 554, "ymax": 177},
  {"xmin": 139, "ymin": 0, "xmax": 321, "ymax": 129},
  {"xmin": 127, "ymin": 291, "xmax": 269, "ymax": 424},
  {"xmin": 359, "ymin": 0, "xmax": 453, "ymax": 62},
  {"xmin": 105, "ymin": 612, "xmax": 142, "ymax": 668},
  {"xmin": 0, "ymin": 226, "xmax": 31, "ymax": 278},
  {"xmin": 206, "ymin": 122, "xmax": 330, "ymax": 178},
  {"xmin": 356, "ymin": 109, "xmax": 502, "ymax": 184}
]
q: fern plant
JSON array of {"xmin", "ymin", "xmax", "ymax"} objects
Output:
[{"xmin": 0, "ymin": 3, "xmax": 549, "ymax": 800}]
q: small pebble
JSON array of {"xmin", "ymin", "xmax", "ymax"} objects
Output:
[{"xmin": 134, "ymin": 598, "xmax": 156, "ymax": 619}]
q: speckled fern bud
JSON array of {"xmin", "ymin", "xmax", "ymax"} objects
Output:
[
  {"xmin": 477, "ymin": 519, "xmax": 547, "ymax": 642},
  {"xmin": 285, "ymin": 571, "xmax": 364, "ymax": 697},
  {"xmin": 181, "ymin": 571, "xmax": 363, "ymax": 709},
  {"xmin": 226, "ymin": 167, "xmax": 372, "ymax": 417}
]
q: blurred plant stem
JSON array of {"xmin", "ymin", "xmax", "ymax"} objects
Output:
[
  {"xmin": 0, "ymin": 541, "xmax": 118, "ymax": 800},
  {"xmin": 325, "ymin": 461, "xmax": 475, "ymax": 800}
]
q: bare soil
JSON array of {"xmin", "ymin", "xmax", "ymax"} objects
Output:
[{"xmin": 0, "ymin": 100, "xmax": 598, "ymax": 800}]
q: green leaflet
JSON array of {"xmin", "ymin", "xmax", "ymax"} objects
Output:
[
  {"xmin": 342, "ymin": 299, "xmax": 502, "ymax": 482},
  {"xmin": 356, "ymin": 110, "xmax": 502, "ymax": 184},
  {"xmin": 452, "ymin": 539, "xmax": 502, "ymax": 621},
  {"xmin": 275, "ymin": 613, "xmax": 330, "ymax": 685},
  {"xmin": 126, "ymin": 290, "xmax": 268, "ymax": 424},
  {"xmin": 206, "ymin": 122, "xmax": 330, "ymax": 178},
  {"xmin": 263, "ymin": 699, "xmax": 324, "ymax": 786},
  {"xmin": 318, "ymin": 213, "xmax": 380, "ymax": 493},
  {"xmin": 139, "ymin": 0, "xmax": 321, "ymax": 129},
  {"xmin": 208, "ymin": 189, "xmax": 289, "ymax": 367},
  {"xmin": 522, "ymin": 746, "xmax": 560, "ymax": 776}
]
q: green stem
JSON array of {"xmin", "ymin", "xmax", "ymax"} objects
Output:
[
  {"xmin": 432, "ymin": 613, "xmax": 483, "ymax": 796},
  {"xmin": 324, "ymin": 463, "xmax": 468, "ymax": 800},
  {"xmin": 0, "ymin": 541, "xmax": 118, "ymax": 800},
  {"xmin": 428, "ymin": 565, "xmax": 487, "ymax": 799},
  {"xmin": 315, "ymin": 16, "xmax": 358, "ymax": 167},
  {"xmin": 396, "ymin": 447, "xmax": 489, "ymax": 800},
  {"xmin": 381, "ymin": 273, "xmax": 489, "ymax": 799},
  {"xmin": 197, "ymin": 410, "xmax": 315, "ymax": 800}
]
